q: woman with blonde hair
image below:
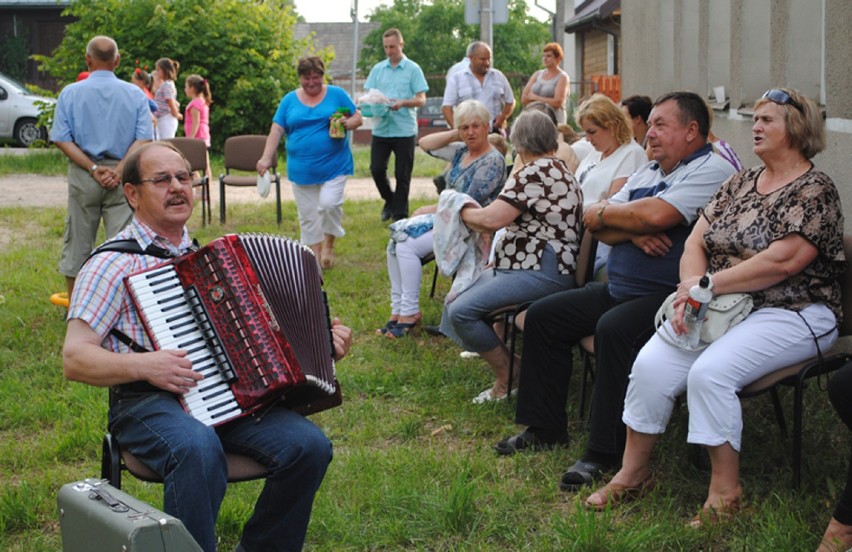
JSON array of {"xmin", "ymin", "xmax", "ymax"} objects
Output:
[
  {"xmin": 574, "ymin": 93, "xmax": 647, "ymax": 206},
  {"xmin": 378, "ymin": 99, "xmax": 506, "ymax": 338}
]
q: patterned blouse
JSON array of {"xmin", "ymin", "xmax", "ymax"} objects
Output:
[
  {"xmin": 445, "ymin": 144, "xmax": 506, "ymax": 206},
  {"xmin": 494, "ymin": 157, "xmax": 583, "ymax": 275},
  {"xmin": 153, "ymin": 80, "xmax": 177, "ymax": 119},
  {"xmin": 702, "ymin": 166, "xmax": 845, "ymax": 322}
]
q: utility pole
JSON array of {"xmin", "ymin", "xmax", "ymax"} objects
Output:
[
  {"xmin": 350, "ymin": 0, "xmax": 359, "ymax": 99},
  {"xmin": 479, "ymin": 0, "xmax": 493, "ymax": 47}
]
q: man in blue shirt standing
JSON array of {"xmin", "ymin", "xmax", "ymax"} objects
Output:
[
  {"xmin": 364, "ymin": 28, "xmax": 428, "ymax": 222},
  {"xmin": 51, "ymin": 35, "xmax": 153, "ymax": 297}
]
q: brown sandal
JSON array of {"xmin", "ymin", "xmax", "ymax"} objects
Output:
[
  {"xmin": 687, "ymin": 496, "xmax": 743, "ymax": 529},
  {"xmin": 585, "ymin": 473, "xmax": 655, "ymax": 511}
]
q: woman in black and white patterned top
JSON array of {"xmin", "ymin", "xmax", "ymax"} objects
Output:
[{"xmin": 441, "ymin": 109, "xmax": 583, "ymax": 404}]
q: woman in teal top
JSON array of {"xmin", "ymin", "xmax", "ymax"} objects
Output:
[{"xmin": 258, "ymin": 56, "xmax": 363, "ymax": 269}]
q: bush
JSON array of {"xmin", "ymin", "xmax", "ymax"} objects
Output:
[{"xmin": 34, "ymin": 0, "xmax": 330, "ymax": 151}]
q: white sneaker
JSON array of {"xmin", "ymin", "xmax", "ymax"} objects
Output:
[
  {"xmin": 459, "ymin": 351, "xmax": 480, "ymax": 359},
  {"xmin": 471, "ymin": 386, "xmax": 518, "ymax": 404}
]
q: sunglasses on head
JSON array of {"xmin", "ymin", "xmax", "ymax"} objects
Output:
[{"xmin": 762, "ymin": 89, "xmax": 804, "ymax": 113}]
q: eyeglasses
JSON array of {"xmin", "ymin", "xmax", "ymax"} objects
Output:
[
  {"xmin": 139, "ymin": 171, "xmax": 193, "ymax": 188},
  {"xmin": 762, "ymin": 89, "xmax": 804, "ymax": 113}
]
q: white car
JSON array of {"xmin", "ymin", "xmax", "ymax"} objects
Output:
[{"xmin": 0, "ymin": 72, "xmax": 55, "ymax": 147}]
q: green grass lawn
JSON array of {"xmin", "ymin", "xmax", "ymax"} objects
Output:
[{"xmin": 1, "ymin": 196, "xmax": 850, "ymax": 550}]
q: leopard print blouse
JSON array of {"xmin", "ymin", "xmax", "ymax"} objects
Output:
[{"xmin": 702, "ymin": 166, "xmax": 845, "ymax": 322}]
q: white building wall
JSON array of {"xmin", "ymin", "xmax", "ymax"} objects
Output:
[{"xmin": 619, "ymin": 0, "xmax": 852, "ymax": 231}]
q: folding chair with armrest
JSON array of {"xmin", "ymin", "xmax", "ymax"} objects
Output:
[{"xmin": 219, "ymin": 135, "xmax": 282, "ymax": 226}]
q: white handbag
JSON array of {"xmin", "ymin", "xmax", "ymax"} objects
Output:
[{"xmin": 655, "ymin": 291, "xmax": 754, "ymax": 349}]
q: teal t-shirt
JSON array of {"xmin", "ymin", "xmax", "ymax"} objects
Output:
[{"xmin": 364, "ymin": 56, "xmax": 429, "ymax": 138}]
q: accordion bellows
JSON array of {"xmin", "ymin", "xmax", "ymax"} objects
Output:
[{"xmin": 125, "ymin": 234, "xmax": 340, "ymax": 427}]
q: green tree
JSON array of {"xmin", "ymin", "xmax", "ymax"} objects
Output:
[
  {"xmin": 35, "ymin": 0, "xmax": 327, "ymax": 150},
  {"xmin": 0, "ymin": 31, "xmax": 29, "ymax": 81},
  {"xmin": 358, "ymin": 0, "xmax": 549, "ymax": 78}
]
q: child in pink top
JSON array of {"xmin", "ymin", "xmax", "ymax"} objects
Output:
[{"xmin": 184, "ymin": 74, "xmax": 211, "ymax": 147}]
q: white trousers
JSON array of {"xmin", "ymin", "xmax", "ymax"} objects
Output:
[
  {"xmin": 387, "ymin": 230, "xmax": 434, "ymax": 316},
  {"xmin": 290, "ymin": 175, "xmax": 347, "ymax": 246},
  {"xmin": 156, "ymin": 114, "xmax": 178, "ymax": 140},
  {"xmin": 623, "ymin": 304, "xmax": 838, "ymax": 452}
]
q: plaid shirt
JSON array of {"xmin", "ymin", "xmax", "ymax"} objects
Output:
[{"xmin": 67, "ymin": 217, "xmax": 194, "ymax": 353}]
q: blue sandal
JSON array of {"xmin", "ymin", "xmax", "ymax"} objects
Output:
[
  {"xmin": 386, "ymin": 322, "xmax": 417, "ymax": 339},
  {"xmin": 375, "ymin": 320, "xmax": 398, "ymax": 336}
]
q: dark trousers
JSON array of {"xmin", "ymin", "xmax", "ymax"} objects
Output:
[
  {"xmin": 515, "ymin": 282, "xmax": 668, "ymax": 458},
  {"xmin": 370, "ymin": 135, "xmax": 416, "ymax": 219},
  {"xmin": 829, "ymin": 363, "xmax": 852, "ymax": 524}
]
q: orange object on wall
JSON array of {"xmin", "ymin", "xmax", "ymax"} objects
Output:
[{"xmin": 590, "ymin": 74, "xmax": 622, "ymax": 103}]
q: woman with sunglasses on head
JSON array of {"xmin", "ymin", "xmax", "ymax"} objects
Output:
[{"xmin": 586, "ymin": 88, "xmax": 845, "ymax": 527}]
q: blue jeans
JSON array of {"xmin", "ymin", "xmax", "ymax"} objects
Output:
[
  {"xmin": 439, "ymin": 247, "xmax": 575, "ymax": 352},
  {"xmin": 109, "ymin": 392, "xmax": 332, "ymax": 552}
]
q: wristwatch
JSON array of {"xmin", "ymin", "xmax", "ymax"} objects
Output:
[
  {"xmin": 597, "ymin": 202, "xmax": 608, "ymax": 225},
  {"xmin": 88, "ymin": 164, "xmax": 98, "ymax": 175}
]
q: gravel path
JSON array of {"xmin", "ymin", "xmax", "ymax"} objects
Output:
[{"xmin": 0, "ymin": 174, "xmax": 438, "ymax": 209}]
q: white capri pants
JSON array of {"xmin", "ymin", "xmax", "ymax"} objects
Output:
[
  {"xmin": 623, "ymin": 304, "xmax": 838, "ymax": 452},
  {"xmin": 387, "ymin": 229, "xmax": 434, "ymax": 316},
  {"xmin": 291, "ymin": 175, "xmax": 347, "ymax": 246}
]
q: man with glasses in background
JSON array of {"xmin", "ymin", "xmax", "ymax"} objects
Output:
[
  {"xmin": 51, "ymin": 35, "xmax": 154, "ymax": 298},
  {"xmin": 62, "ymin": 142, "xmax": 353, "ymax": 552}
]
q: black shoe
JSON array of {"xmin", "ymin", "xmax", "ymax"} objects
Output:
[
  {"xmin": 559, "ymin": 459, "xmax": 614, "ymax": 491},
  {"xmin": 433, "ymin": 174, "xmax": 447, "ymax": 193},
  {"xmin": 494, "ymin": 429, "xmax": 570, "ymax": 456},
  {"xmin": 392, "ymin": 213, "xmax": 408, "ymax": 222},
  {"xmin": 381, "ymin": 206, "xmax": 392, "ymax": 222},
  {"xmin": 423, "ymin": 325, "xmax": 445, "ymax": 337}
]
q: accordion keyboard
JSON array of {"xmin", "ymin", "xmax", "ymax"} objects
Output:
[{"xmin": 126, "ymin": 266, "xmax": 243, "ymax": 426}]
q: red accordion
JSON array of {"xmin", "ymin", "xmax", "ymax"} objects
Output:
[{"xmin": 124, "ymin": 234, "xmax": 341, "ymax": 427}]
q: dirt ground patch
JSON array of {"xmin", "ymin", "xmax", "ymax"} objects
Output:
[{"xmin": 0, "ymin": 174, "xmax": 438, "ymax": 209}]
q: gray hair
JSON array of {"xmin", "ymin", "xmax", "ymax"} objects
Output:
[
  {"xmin": 454, "ymin": 99, "xmax": 490, "ymax": 129},
  {"xmin": 510, "ymin": 110, "xmax": 559, "ymax": 156},
  {"xmin": 468, "ymin": 41, "xmax": 491, "ymax": 58},
  {"xmin": 86, "ymin": 36, "xmax": 118, "ymax": 63}
]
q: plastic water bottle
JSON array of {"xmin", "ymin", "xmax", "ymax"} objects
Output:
[{"xmin": 681, "ymin": 276, "xmax": 713, "ymax": 349}]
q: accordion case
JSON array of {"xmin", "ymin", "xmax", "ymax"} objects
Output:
[
  {"xmin": 124, "ymin": 234, "xmax": 341, "ymax": 427},
  {"xmin": 58, "ymin": 479, "xmax": 202, "ymax": 552}
]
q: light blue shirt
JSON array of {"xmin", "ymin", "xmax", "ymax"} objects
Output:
[
  {"xmin": 50, "ymin": 70, "xmax": 154, "ymax": 160},
  {"xmin": 364, "ymin": 56, "xmax": 428, "ymax": 138}
]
